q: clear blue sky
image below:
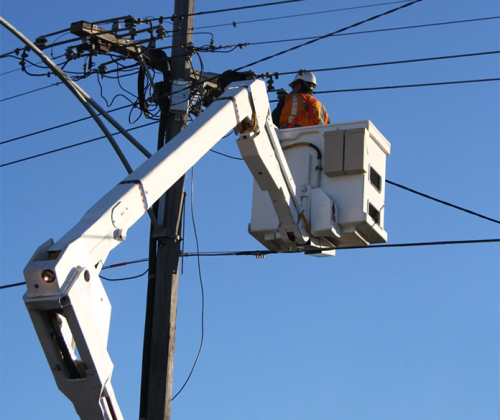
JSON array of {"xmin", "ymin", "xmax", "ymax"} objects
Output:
[{"xmin": 1, "ymin": 1, "xmax": 499, "ymax": 419}]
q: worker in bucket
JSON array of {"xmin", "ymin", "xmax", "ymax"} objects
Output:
[{"xmin": 272, "ymin": 71, "xmax": 329, "ymax": 128}]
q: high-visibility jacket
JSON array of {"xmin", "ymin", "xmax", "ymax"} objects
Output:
[{"xmin": 279, "ymin": 93, "xmax": 329, "ymax": 128}]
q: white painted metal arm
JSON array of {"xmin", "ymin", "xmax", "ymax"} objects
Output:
[
  {"xmin": 23, "ymin": 78, "xmax": 310, "ymax": 419},
  {"xmin": 22, "ymin": 81, "xmax": 256, "ymax": 420},
  {"xmin": 235, "ymin": 81, "xmax": 309, "ymax": 245}
]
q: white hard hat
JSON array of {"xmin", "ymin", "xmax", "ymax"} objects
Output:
[{"xmin": 289, "ymin": 71, "xmax": 317, "ymax": 89}]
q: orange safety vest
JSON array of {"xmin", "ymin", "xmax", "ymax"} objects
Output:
[{"xmin": 279, "ymin": 93, "xmax": 329, "ymax": 128}]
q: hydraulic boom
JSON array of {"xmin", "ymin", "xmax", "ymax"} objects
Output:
[{"xmin": 23, "ymin": 79, "xmax": 313, "ymax": 419}]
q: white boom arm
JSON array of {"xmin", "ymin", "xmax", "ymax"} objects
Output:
[{"xmin": 23, "ymin": 79, "xmax": 308, "ymax": 419}]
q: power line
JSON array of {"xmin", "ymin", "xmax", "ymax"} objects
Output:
[
  {"xmin": 25, "ymin": 1, "xmax": 301, "ymax": 43},
  {"xmin": 387, "ymin": 180, "xmax": 500, "ymax": 225},
  {"xmin": 2, "ymin": 238, "xmax": 498, "ymax": 290},
  {"xmin": 3, "ymin": 15, "xmax": 495, "ymax": 105},
  {"xmin": 183, "ymin": 0, "xmax": 305, "ymax": 17},
  {"xmin": 234, "ymin": 0, "xmax": 424, "ymax": 71},
  {"xmin": 0, "ymin": 82, "xmax": 61, "ymax": 102},
  {"xmin": 181, "ymin": 238, "xmax": 500, "ymax": 257},
  {"xmin": 100, "ymin": 268, "xmax": 149, "ymax": 281},
  {"xmin": 0, "ymin": 0, "xmax": 422, "ymax": 153},
  {"xmin": 0, "ymin": 121, "xmax": 156, "ymax": 168},
  {"xmin": 206, "ymin": 151, "xmax": 500, "ymax": 226},
  {"xmin": 7, "ymin": 47, "xmax": 497, "ymax": 108},
  {"xmin": 1, "ymin": 105, "xmax": 131, "ymax": 145},
  {"xmin": 5, "ymin": 50, "xmax": 495, "ymax": 145},
  {"xmin": 314, "ymin": 77, "xmax": 500, "ymax": 94},
  {"xmin": 0, "ymin": 282, "xmax": 25, "ymax": 290},
  {"xmin": 277, "ymin": 50, "xmax": 500, "ymax": 76},
  {"xmin": 209, "ymin": 149, "xmax": 243, "ymax": 160},
  {"xmin": 195, "ymin": 0, "xmax": 413, "ymax": 29},
  {"xmin": 240, "ymin": 16, "xmax": 500, "ymax": 48},
  {"xmin": 2, "ymin": 75, "xmax": 497, "ymax": 168}
]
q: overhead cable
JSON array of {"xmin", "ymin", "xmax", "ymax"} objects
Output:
[
  {"xmin": 2, "ymin": 239, "xmax": 498, "ymax": 290},
  {"xmin": 183, "ymin": 0, "xmax": 305, "ymax": 18},
  {"xmin": 314, "ymin": 78, "xmax": 500, "ymax": 94},
  {"xmin": 103, "ymin": 258, "xmax": 149, "ymax": 269},
  {"xmin": 0, "ymin": 282, "xmax": 25, "ymax": 290},
  {"xmin": 234, "ymin": 0, "xmax": 424, "ymax": 71},
  {"xmin": 3, "ymin": 49, "xmax": 497, "ymax": 114},
  {"xmin": 2, "ymin": 75, "xmax": 497, "ymax": 168},
  {"xmin": 195, "ymin": 0, "xmax": 413, "ymax": 29},
  {"xmin": 206, "ymin": 150, "xmax": 499, "ymax": 225},
  {"xmin": 243, "ymin": 16, "xmax": 500, "ymax": 48},
  {"xmin": 209, "ymin": 149, "xmax": 244, "ymax": 160},
  {"xmin": 100, "ymin": 269, "xmax": 149, "ymax": 282},
  {"xmin": 1, "ymin": 105, "xmax": 131, "ymax": 145},
  {"xmin": 387, "ymin": 180, "xmax": 500, "ymax": 225},
  {"xmin": 0, "ymin": 121, "xmax": 156, "ymax": 168},
  {"xmin": 277, "ymin": 51, "xmax": 500, "ymax": 76},
  {"xmin": 0, "ymin": 82, "xmax": 61, "ymax": 102},
  {"xmin": 181, "ymin": 238, "xmax": 500, "ymax": 257}
]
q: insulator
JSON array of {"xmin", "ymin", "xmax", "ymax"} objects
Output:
[
  {"xmin": 34, "ymin": 36, "xmax": 48, "ymax": 49},
  {"xmin": 267, "ymin": 78, "xmax": 275, "ymax": 92},
  {"xmin": 185, "ymin": 43, "xmax": 195, "ymax": 55},
  {"xmin": 156, "ymin": 26, "xmax": 167, "ymax": 39},
  {"xmin": 98, "ymin": 64, "xmax": 108, "ymax": 75},
  {"xmin": 112, "ymin": 21, "xmax": 120, "ymax": 32},
  {"xmin": 65, "ymin": 47, "xmax": 76, "ymax": 61},
  {"xmin": 124, "ymin": 15, "xmax": 137, "ymax": 30}
]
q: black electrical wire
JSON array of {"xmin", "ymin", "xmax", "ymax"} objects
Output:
[
  {"xmin": 0, "ymin": 67, "xmax": 21, "ymax": 76},
  {"xmin": 0, "ymin": 59, "xmax": 49, "ymax": 77},
  {"xmin": 314, "ymin": 78, "xmax": 500, "ymax": 94},
  {"xmin": 204, "ymin": 152, "xmax": 499, "ymax": 226},
  {"xmin": 172, "ymin": 167, "xmax": 205, "ymax": 402},
  {"xmin": 273, "ymin": 51, "xmax": 500, "ymax": 77},
  {"xmin": 178, "ymin": 0, "xmax": 418, "ymax": 102},
  {"xmin": 100, "ymin": 268, "xmax": 149, "ymax": 281},
  {"xmin": 181, "ymin": 238, "xmax": 500, "ymax": 257},
  {"xmin": 0, "ymin": 82, "xmax": 61, "ymax": 102},
  {"xmin": 0, "ymin": 282, "xmax": 25, "ymax": 290},
  {"xmin": 96, "ymin": 73, "xmax": 137, "ymax": 108},
  {"xmin": 103, "ymin": 258, "xmax": 149, "ymax": 270},
  {"xmin": 1, "ymin": 105, "xmax": 132, "ymax": 145},
  {"xmin": 238, "ymin": 16, "xmax": 500, "ymax": 48},
  {"xmin": 181, "ymin": 0, "xmax": 305, "ymax": 18},
  {"xmin": 209, "ymin": 149, "xmax": 244, "ymax": 160},
  {"xmin": 2, "ymin": 74, "xmax": 497, "ymax": 168},
  {"xmin": 5, "ymin": 15, "xmax": 495, "ymax": 104},
  {"xmin": 0, "ymin": 121, "xmax": 156, "ymax": 168},
  {"xmin": 195, "ymin": 0, "xmax": 413, "ymax": 30},
  {"xmin": 233, "ymin": 0, "xmax": 424, "ymax": 71},
  {"xmin": 0, "ymin": 49, "xmax": 20, "ymax": 58},
  {"xmin": 3, "ymin": 238, "xmax": 498, "ymax": 290},
  {"xmin": 387, "ymin": 180, "xmax": 500, "ymax": 224},
  {"xmin": 4, "ymin": 47, "xmax": 496, "ymax": 109}
]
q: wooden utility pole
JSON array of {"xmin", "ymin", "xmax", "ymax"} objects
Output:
[{"xmin": 139, "ymin": 0, "xmax": 194, "ymax": 419}]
